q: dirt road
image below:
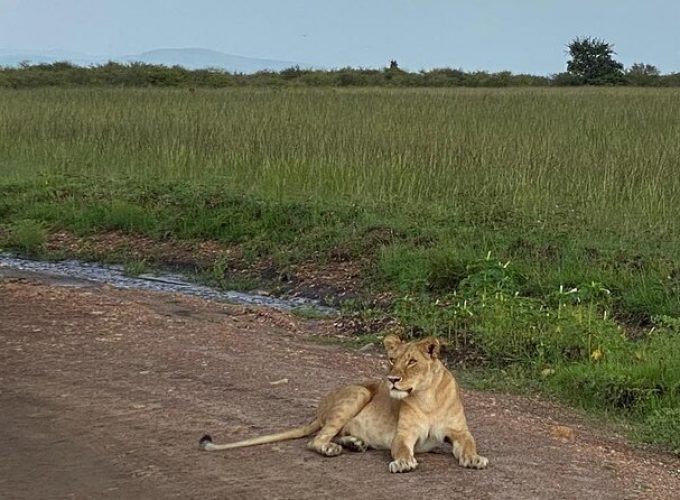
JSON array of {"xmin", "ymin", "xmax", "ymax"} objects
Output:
[{"xmin": 1, "ymin": 272, "xmax": 679, "ymax": 499}]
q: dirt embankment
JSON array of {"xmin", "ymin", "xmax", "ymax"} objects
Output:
[{"xmin": 1, "ymin": 272, "xmax": 679, "ymax": 499}]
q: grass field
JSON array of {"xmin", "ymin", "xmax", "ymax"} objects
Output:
[
  {"xmin": 1, "ymin": 87, "xmax": 679, "ymax": 452},
  {"xmin": 1, "ymin": 87, "xmax": 679, "ymax": 233}
]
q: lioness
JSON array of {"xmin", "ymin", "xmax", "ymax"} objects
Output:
[{"xmin": 199, "ymin": 334, "xmax": 488, "ymax": 473}]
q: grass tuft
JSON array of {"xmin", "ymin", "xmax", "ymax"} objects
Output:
[{"xmin": 7, "ymin": 219, "xmax": 47, "ymax": 255}]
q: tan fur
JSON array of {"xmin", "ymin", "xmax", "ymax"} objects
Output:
[{"xmin": 200, "ymin": 335, "xmax": 488, "ymax": 473}]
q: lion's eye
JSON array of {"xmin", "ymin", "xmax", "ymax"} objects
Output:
[
  {"xmin": 388, "ymin": 358, "xmax": 395, "ymax": 365},
  {"xmin": 407, "ymin": 359, "xmax": 417, "ymax": 366}
]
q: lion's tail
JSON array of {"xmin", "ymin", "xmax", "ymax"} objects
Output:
[{"xmin": 198, "ymin": 419, "xmax": 321, "ymax": 451}]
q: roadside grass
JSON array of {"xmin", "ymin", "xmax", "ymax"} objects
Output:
[
  {"xmin": 0, "ymin": 87, "xmax": 678, "ymax": 453},
  {"xmin": 123, "ymin": 259, "xmax": 148, "ymax": 277},
  {"xmin": 290, "ymin": 306, "xmax": 334, "ymax": 320},
  {"xmin": 6, "ymin": 219, "xmax": 46, "ymax": 255}
]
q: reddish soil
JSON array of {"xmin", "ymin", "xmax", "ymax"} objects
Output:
[{"xmin": 1, "ymin": 271, "xmax": 679, "ymax": 499}]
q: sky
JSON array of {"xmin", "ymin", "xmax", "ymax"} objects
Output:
[{"xmin": 0, "ymin": 0, "xmax": 678, "ymax": 74}]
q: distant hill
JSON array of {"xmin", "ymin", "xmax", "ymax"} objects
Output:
[
  {"xmin": 0, "ymin": 48, "xmax": 303, "ymax": 73},
  {"xmin": 120, "ymin": 48, "xmax": 301, "ymax": 73}
]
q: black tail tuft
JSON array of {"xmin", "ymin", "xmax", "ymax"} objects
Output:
[{"xmin": 199, "ymin": 434, "xmax": 213, "ymax": 450}]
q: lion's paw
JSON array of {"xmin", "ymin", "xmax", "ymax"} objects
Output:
[
  {"xmin": 318, "ymin": 442, "xmax": 343, "ymax": 457},
  {"xmin": 459, "ymin": 454, "xmax": 488, "ymax": 469},
  {"xmin": 336, "ymin": 436, "xmax": 368, "ymax": 453},
  {"xmin": 389, "ymin": 457, "xmax": 418, "ymax": 473}
]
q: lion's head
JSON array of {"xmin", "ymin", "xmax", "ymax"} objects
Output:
[{"xmin": 382, "ymin": 335, "xmax": 442, "ymax": 400}]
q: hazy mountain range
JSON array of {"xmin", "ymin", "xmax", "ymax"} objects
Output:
[{"xmin": 0, "ymin": 48, "xmax": 304, "ymax": 73}]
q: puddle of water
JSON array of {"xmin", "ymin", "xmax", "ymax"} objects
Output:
[{"xmin": 0, "ymin": 255, "xmax": 337, "ymax": 316}]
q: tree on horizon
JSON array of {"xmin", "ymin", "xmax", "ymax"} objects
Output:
[{"xmin": 566, "ymin": 37, "xmax": 625, "ymax": 85}]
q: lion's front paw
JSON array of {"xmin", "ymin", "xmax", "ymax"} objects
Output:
[
  {"xmin": 389, "ymin": 456, "xmax": 418, "ymax": 473},
  {"xmin": 459, "ymin": 453, "xmax": 488, "ymax": 469},
  {"xmin": 318, "ymin": 442, "xmax": 343, "ymax": 457}
]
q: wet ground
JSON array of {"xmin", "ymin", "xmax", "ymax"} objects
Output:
[
  {"xmin": 1, "ymin": 270, "xmax": 680, "ymax": 499},
  {"xmin": 0, "ymin": 255, "xmax": 337, "ymax": 315}
]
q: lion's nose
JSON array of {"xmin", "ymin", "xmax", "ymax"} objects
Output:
[{"xmin": 387, "ymin": 376, "xmax": 402, "ymax": 384}]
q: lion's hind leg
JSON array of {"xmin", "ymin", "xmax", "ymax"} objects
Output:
[{"xmin": 307, "ymin": 385, "xmax": 373, "ymax": 457}]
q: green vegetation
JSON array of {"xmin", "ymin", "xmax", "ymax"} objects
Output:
[
  {"xmin": 6, "ymin": 219, "xmax": 46, "ymax": 255},
  {"xmin": 566, "ymin": 37, "xmax": 625, "ymax": 85},
  {"xmin": 1, "ymin": 87, "xmax": 678, "ymax": 453},
  {"xmin": 123, "ymin": 259, "xmax": 148, "ymax": 277},
  {"xmin": 2, "ymin": 60, "xmax": 680, "ymax": 89},
  {"xmin": 2, "ymin": 87, "xmax": 679, "ymax": 237}
]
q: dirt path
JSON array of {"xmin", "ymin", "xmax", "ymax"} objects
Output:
[{"xmin": 1, "ymin": 272, "xmax": 679, "ymax": 499}]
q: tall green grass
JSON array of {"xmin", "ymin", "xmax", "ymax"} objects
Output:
[{"xmin": 1, "ymin": 87, "xmax": 679, "ymax": 236}]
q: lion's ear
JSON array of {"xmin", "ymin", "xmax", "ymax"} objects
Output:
[
  {"xmin": 418, "ymin": 337, "xmax": 441, "ymax": 359},
  {"xmin": 383, "ymin": 334, "xmax": 402, "ymax": 354}
]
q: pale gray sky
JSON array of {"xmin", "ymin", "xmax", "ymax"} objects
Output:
[{"xmin": 0, "ymin": 0, "xmax": 678, "ymax": 74}]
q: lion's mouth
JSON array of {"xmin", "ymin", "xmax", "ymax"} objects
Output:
[{"xmin": 389, "ymin": 387, "xmax": 413, "ymax": 399}]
